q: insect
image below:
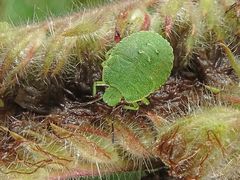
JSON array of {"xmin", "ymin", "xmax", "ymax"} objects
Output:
[{"xmin": 93, "ymin": 31, "xmax": 174, "ymax": 110}]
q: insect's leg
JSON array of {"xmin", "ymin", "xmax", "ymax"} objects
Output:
[
  {"xmin": 93, "ymin": 81, "xmax": 106, "ymax": 96},
  {"xmin": 141, "ymin": 97, "xmax": 150, "ymax": 105},
  {"xmin": 124, "ymin": 102, "xmax": 139, "ymax": 110}
]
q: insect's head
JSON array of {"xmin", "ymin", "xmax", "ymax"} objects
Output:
[{"xmin": 115, "ymin": 7, "xmax": 150, "ymax": 43}]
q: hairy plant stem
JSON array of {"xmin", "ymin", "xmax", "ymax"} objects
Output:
[{"xmin": 0, "ymin": 0, "xmax": 240, "ymax": 179}]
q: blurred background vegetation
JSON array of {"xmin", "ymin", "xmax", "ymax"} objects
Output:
[{"xmin": 0, "ymin": 0, "xmax": 109, "ymax": 24}]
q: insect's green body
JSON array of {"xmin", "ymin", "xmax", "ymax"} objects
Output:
[{"xmin": 94, "ymin": 31, "xmax": 174, "ymax": 110}]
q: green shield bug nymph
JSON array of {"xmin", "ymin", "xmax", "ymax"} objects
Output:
[{"xmin": 93, "ymin": 31, "xmax": 174, "ymax": 110}]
